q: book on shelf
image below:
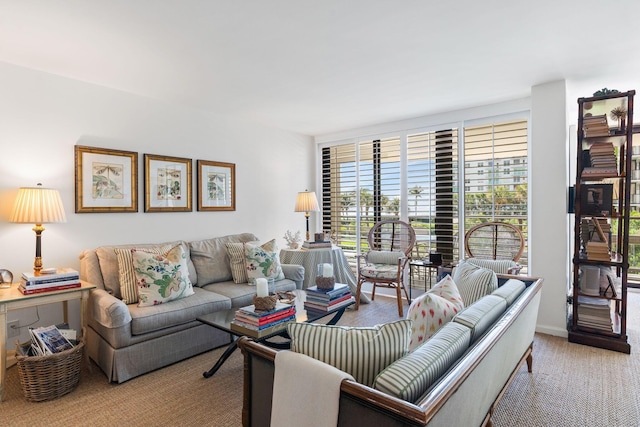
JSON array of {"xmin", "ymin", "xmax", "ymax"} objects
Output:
[
  {"xmin": 18, "ymin": 282, "xmax": 82, "ymax": 295},
  {"xmin": 232, "ymin": 313, "xmax": 296, "ymax": 331},
  {"xmin": 29, "ymin": 324, "xmax": 75, "ymax": 355},
  {"xmin": 582, "ymin": 114, "xmax": 610, "ymax": 138}
]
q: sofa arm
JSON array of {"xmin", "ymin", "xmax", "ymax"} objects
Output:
[
  {"xmin": 281, "ymin": 264, "xmax": 304, "ymax": 289},
  {"xmin": 90, "ymin": 288, "xmax": 132, "ymax": 329}
]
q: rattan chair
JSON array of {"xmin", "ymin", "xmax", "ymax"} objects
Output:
[
  {"xmin": 464, "ymin": 222, "xmax": 525, "ymax": 262},
  {"xmin": 356, "ymin": 220, "xmax": 416, "ymax": 316}
]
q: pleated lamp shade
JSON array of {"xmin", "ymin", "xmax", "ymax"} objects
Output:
[{"xmin": 10, "ymin": 185, "xmax": 67, "ymax": 224}]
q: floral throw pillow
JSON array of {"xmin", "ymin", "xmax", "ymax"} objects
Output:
[
  {"xmin": 132, "ymin": 245, "xmax": 195, "ymax": 307},
  {"xmin": 406, "ymin": 275, "xmax": 465, "ymax": 351},
  {"xmin": 244, "ymin": 239, "xmax": 285, "ymax": 283}
]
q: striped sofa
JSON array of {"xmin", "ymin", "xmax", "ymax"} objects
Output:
[{"xmin": 238, "ymin": 274, "xmax": 543, "ymax": 427}]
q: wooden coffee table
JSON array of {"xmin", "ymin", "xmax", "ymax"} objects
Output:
[{"xmin": 197, "ymin": 288, "xmax": 354, "ymax": 378}]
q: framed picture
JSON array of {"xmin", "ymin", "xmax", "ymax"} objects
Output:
[
  {"xmin": 197, "ymin": 160, "xmax": 236, "ymax": 211},
  {"xmin": 74, "ymin": 145, "xmax": 138, "ymax": 213},
  {"xmin": 580, "ymin": 183, "xmax": 613, "ymax": 216},
  {"xmin": 144, "ymin": 154, "xmax": 192, "ymax": 212}
]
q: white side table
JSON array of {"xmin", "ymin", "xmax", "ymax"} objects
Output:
[
  {"xmin": 0, "ymin": 281, "xmax": 96, "ymax": 401},
  {"xmin": 280, "ymin": 246, "xmax": 370, "ymax": 304}
]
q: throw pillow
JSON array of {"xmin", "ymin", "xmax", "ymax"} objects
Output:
[
  {"xmin": 115, "ymin": 244, "xmax": 175, "ymax": 304},
  {"xmin": 406, "ymin": 275, "xmax": 464, "ymax": 351},
  {"xmin": 132, "ymin": 245, "xmax": 195, "ymax": 307},
  {"xmin": 452, "ymin": 259, "xmax": 498, "ymax": 307},
  {"xmin": 287, "ymin": 319, "xmax": 412, "ymax": 387},
  {"xmin": 244, "ymin": 239, "xmax": 285, "ymax": 283},
  {"xmin": 225, "ymin": 242, "xmax": 249, "ymax": 284}
]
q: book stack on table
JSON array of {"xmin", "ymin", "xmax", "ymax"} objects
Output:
[
  {"xmin": 304, "ymin": 282, "xmax": 355, "ymax": 314},
  {"xmin": 230, "ymin": 301, "xmax": 296, "ymax": 338},
  {"xmin": 19, "ymin": 268, "xmax": 81, "ymax": 295}
]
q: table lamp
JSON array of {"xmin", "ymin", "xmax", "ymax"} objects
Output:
[
  {"xmin": 294, "ymin": 190, "xmax": 319, "ymax": 242},
  {"xmin": 10, "ymin": 183, "xmax": 67, "ymax": 275}
]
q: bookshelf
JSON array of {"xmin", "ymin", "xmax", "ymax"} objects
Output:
[{"xmin": 569, "ymin": 90, "xmax": 634, "ymax": 353}]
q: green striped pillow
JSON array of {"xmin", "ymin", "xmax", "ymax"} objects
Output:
[
  {"xmin": 373, "ymin": 321, "xmax": 470, "ymax": 402},
  {"xmin": 452, "ymin": 259, "xmax": 498, "ymax": 306},
  {"xmin": 287, "ymin": 320, "xmax": 412, "ymax": 387},
  {"xmin": 466, "ymin": 258, "xmax": 518, "ymax": 274}
]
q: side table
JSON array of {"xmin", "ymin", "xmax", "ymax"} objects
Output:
[
  {"xmin": 0, "ymin": 280, "xmax": 96, "ymax": 401},
  {"xmin": 409, "ymin": 260, "xmax": 440, "ymax": 300},
  {"xmin": 280, "ymin": 246, "xmax": 370, "ymax": 304}
]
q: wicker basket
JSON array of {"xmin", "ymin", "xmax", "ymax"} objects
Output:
[{"xmin": 15, "ymin": 339, "xmax": 84, "ymax": 402}]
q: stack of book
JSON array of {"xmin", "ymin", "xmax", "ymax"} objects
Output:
[
  {"xmin": 230, "ymin": 301, "xmax": 296, "ymax": 337},
  {"xmin": 582, "ymin": 114, "xmax": 610, "ymax": 138},
  {"xmin": 582, "ymin": 142, "xmax": 618, "ymax": 178},
  {"xmin": 19, "ymin": 268, "xmax": 81, "ymax": 295},
  {"xmin": 302, "ymin": 240, "xmax": 332, "ymax": 249},
  {"xmin": 585, "ymin": 241, "xmax": 610, "ymax": 261},
  {"xmin": 304, "ymin": 282, "xmax": 355, "ymax": 314},
  {"xmin": 576, "ymin": 295, "xmax": 613, "ymax": 332}
]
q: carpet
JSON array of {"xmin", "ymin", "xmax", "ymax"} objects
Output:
[{"xmin": 1, "ymin": 291, "xmax": 638, "ymax": 426}]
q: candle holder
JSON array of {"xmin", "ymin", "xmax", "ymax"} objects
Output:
[
  {"xmin": 253, "ymin": 294, "xmax": 278, "ymax": 311},
  {"xmin": 316, "ymin": 264, "xmax": 335, "ymax": 290}
]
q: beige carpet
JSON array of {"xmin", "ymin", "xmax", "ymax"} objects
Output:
[{"xmin": 1, "ymin": 291, "xmax": 638, "ymax": 426}]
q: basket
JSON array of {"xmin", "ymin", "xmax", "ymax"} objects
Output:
[{"xmin": 15, "ymin": 339, "xmax": 84, "ymax": 402}]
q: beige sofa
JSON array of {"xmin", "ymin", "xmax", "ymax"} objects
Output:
[
  {"xmin": 79, "ymin": 233, "xmax": 303, "ymax": 383},
  {"xmin": 239, "ymin": 275, "xmax": 543, "ymax": 426}
]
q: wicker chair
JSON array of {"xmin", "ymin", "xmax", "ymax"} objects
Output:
[
  {"xmin": 356, "ymin": 220, "xmax": 416, "ymax": 317},
  {"xmin": 464, "ymin": 221, "xmax": 525, "ymax": 263}
]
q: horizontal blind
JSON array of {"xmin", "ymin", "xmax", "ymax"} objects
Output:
[
  {"xmin": 408, "ymin": 129, "xmax": 459, "ymax": 264},
  {"xmin": 358, "ymin": 137, "xmax": 401, "ymax": 252},
  {"xmin": 463, "ymin": 119, "xmax": 528, "ymax": 268}
]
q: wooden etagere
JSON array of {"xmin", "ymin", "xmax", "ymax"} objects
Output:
[{"xmin": 569, "ymin": 90, "xmax": 634, "ymax": 354}]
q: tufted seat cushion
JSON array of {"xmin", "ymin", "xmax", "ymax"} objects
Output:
[{"xmin": 129, "ymin": 287, "xmax": 231, "ymax": 335}]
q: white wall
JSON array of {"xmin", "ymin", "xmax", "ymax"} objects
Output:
[
  {"xmin": 529, "ymin": 80, "xmax": 570, "ymax": 336},
  {"xmin": 0, "ymin": 62, "xmax": 314, "ymax": 344}
]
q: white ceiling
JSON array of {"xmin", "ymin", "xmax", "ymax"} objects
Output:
[{"xmin": 2, "ymin": 0, "xmax": 640, "ymax": 136}]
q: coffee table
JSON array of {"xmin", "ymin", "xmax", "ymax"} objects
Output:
[{"xmin": 197, "ymin": 288, "xmax": 354, "ymax": 378}]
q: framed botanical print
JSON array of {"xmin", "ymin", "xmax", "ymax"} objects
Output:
[
  {"xmin": 74, "ymin": 145, "xmax": 138, "ymax": 213},
  {"xmin": 144, "ymin": 154, "xmax": 192, "ymax": 212},
  {"xmin": 197, "ymin": 160, "xmax": 236, "ymax": 211}
]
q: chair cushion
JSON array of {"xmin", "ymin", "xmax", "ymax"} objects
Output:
[
  {"xmin": 373, "ymin": 322, "xmax": 470, "ymax": 403},
  {"xmin": 287, "ymin": 319, "xmax": 412, "ymax": 387},
  {"xmin": 452, "ymin": 259, "xmax": 498, "ymax": 306},
  {"xmin": 360, "ymin": 263, "xmax": 399, "ymax": 280},
  {"xmin": 406, "ymin": 275, "xmax": 465, "ymax": 351},
  {"xmin": 129, "ymin": 287, "xmax": 231, "ymax": 335},
  {"xmin": 367, "ymin": 250, "xmax": 405, "ymax": 264}
]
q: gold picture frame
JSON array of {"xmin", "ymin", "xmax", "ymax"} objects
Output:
[
  {"xmin": 144, "ymin": 154, "xmax": 192, "ymax": 212},
  {"xmin": 197, "ymin": 160, "xmax": 236, "ymax": 211},
  {"xmin": 74, "ymin": 145, "xmax": 138, "ymax": 213}
]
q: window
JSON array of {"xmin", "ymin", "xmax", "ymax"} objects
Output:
[
  {"xmin": 463, "ymin": 119, "xmax": 528, "ymax": 269},
  {"xmin": 321, "ymin": 117, "xmax": 528, "ymax": 270}
]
